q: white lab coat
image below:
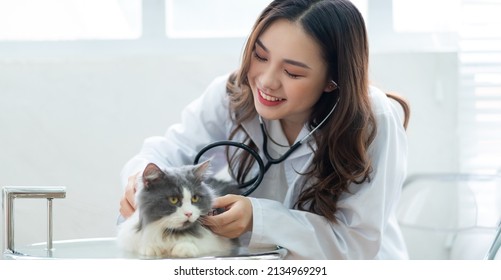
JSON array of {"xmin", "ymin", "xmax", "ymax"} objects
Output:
[{"xmin": 120, "ymin": 74, "xmax": 409, "ymax": 259}]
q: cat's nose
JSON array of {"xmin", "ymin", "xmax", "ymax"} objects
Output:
[{"xmin": 184, "ymin": 212, "xmax": 192, "ymax": 218}]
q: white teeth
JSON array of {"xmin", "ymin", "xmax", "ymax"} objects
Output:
[{"xmin": 259, "ymin": 89, "xmax": 283, "ymax": 102}]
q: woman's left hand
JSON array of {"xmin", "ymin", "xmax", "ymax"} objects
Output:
[{"xmin": 203, "ymin": 194, "xmax": 253, "ymax": 239}]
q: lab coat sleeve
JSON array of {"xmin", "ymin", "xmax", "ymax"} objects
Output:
[
  {"xmin": 120, "ymin": 75, "xmax": 232, "ymax": 188},
  {"xmin": 248, "ymin": 93, "xmax": 408, "ymax": 259}
]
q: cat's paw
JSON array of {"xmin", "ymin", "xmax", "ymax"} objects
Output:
[
  {"xmin": 139, "ymin": 245, "xmax": 166, "ymax": 257},
  {"xmin": 171, "ymin": 242, "xmax": 199, "ymax": 258}
]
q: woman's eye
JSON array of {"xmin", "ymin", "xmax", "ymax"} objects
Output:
[
  {"xmin": 285, "ymin": 70, "xmax": 301, "ymax": 79},
  {"xmin": 191, "ymin": 195, "xmax": 199, "ymax": 203},
  {"xmin": 253, "ymin": 51, "xmax": 267, "ymax": 62},
  {"xmin": 168, "ymin": 197, "xmax": 179, "ymax": 204}
]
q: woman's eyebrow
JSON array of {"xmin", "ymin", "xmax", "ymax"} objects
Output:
[
  {"xmin": 256, "ymin": 39, "xmax": 269, "ymax": 52},
  {"xmin": 255, "ymin": 39, "xmax": 311, "ymax": 70}
]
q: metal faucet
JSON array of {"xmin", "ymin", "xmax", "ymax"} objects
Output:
[{"xmin": 2, "ymin": 186, "xmax": 66, "ymax": 255}]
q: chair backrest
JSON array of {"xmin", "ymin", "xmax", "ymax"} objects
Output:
[
  {"xmin": 485, "ymin": 220, "xmax": 501, "ymax": 259},
  {"xmin": 397, "ymin": 173, "xmax": 501, "ymax": 259}
]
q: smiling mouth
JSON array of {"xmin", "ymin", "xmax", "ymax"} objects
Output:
[{"xmin": 259, "ymin": 89, "xmax": 284, "ymax": 102}]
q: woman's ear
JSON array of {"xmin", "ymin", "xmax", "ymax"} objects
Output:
[{"xmin": 324, "ymin": 80, "xmax": 338, "ymax": 93}]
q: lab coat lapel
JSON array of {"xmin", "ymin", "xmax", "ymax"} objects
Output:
[
  {"xmin": 241, "ymin": 116, "xmax": 264, "ymax": 150},
  {"xmin": 292, "ymin": 126, "xmax": 317, "ymax": 159},
  {"xmin": 285, "ymin": 152, "xmax": 315, "ymax": 208}
]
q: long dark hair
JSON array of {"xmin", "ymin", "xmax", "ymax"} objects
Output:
[{"xmin": 226, "ymin": 0, "xmax": 408, "ymax": 222}]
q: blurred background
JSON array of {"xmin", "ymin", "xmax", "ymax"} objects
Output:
[{"xmin": 1, "ymin": 0, "xmax": 500, "ymax": 259}]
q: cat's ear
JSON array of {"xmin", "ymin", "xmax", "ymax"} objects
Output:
[
  {"xmin": 193, "ymin": 160, "xmax": 211, "ymax": 181},
  {"xmin": 142, "ymin": 163, "xmax": 163, "ymax": 189}
]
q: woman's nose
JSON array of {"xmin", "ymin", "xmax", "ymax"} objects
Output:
[{"xmin": 259, "ymin": 67, "xmax": 281, "ymax": 90}]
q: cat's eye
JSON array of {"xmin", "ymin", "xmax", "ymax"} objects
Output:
[
  {"xmin": 191, "ymin": 195, "xmax": 199, "ymax": 203},
  {"xmin": 168, "ymin": 197, "xmax": 179, "ymax": 205}
]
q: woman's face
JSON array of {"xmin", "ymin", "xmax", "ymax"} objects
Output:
[{"xmin": 247, "ymin": 19, "xmax": 333, "ymax": 127}]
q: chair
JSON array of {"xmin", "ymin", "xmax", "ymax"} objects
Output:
[{"xmin": 397, "ymin": 173, "xmax": 501, "ymax": 259}]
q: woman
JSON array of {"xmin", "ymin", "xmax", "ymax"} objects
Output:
[{"xmin": 119, "ymin": 0, "xmax": 410, "ymax": 259}]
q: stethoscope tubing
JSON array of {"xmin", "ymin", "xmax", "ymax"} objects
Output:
[
  {"xmin": 192, "ymin": 126, "xmax": 303, "ymax": 197},
  {"xmin": 194, "ymin": 97, "xmax": 340, "ymax": 197},
  {"xmin": 193, "ymin": 140, "xmax": 266, "ymax": 196}
]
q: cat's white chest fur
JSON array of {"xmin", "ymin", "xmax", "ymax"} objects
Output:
[{"xmin": 118, "ymin": 211, "xmax": 233, "ymax": 258}]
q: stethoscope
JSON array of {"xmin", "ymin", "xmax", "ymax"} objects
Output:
[{"xmin": 194, "ymin": 97, "xmax": 340, "ymax": 197}]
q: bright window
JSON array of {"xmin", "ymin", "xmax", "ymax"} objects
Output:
[
  {"xmin": 165, "ymin": 0, "xmax": 368, "ymax": 38},
  {"xmin": 165, "ymin": 0, "xmax": 271, "ymax": 38},
  {"xmin": 392, "ymin": 0, "xmax": 460, "ymax": 33},
  {"xmin": 457, "ymin": 0, "xmax": 501, "ymax": 174},
  {"xmin": 0, "ymin": 0, "xmax": 369, "ymax": 41},
  {"xmin": 0, "ymin": 0, "xmax": 141, "ymax": 41}
]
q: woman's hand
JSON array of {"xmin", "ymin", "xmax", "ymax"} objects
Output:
[
  {"xmin": 203, "ymin": 195, "xmax": 253, "ymax": 239},
  {"xmin": 119, "ymin": 173, "xmax": 139, "ymax": 218}
]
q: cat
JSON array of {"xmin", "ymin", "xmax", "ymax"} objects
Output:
[{"xmin": 117, "ymin": 161, "xmax": 236, "ymax": 258}]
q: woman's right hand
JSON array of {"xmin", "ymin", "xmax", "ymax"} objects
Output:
[{"xmin": 119, "ymin": 173, "xmax": 139, "ymax": 218}]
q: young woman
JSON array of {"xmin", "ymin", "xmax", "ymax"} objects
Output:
[{"xmin": 119, "ymin": 0, "xmax": 410, "ymax": 259}]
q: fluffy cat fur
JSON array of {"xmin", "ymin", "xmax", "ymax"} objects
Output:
[{"xmin": 117, "ymin": 161, "xmax": 235, "ymax": 258}]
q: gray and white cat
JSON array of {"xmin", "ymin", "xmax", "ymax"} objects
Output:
[{"xmin": 117, "ymin": 161, "xmax": 235, "ymax": 258}]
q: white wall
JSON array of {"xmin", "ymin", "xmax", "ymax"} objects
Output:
[{"xmin": 370, "ymin": 52, "xmax": 459, "ymax": 174}]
